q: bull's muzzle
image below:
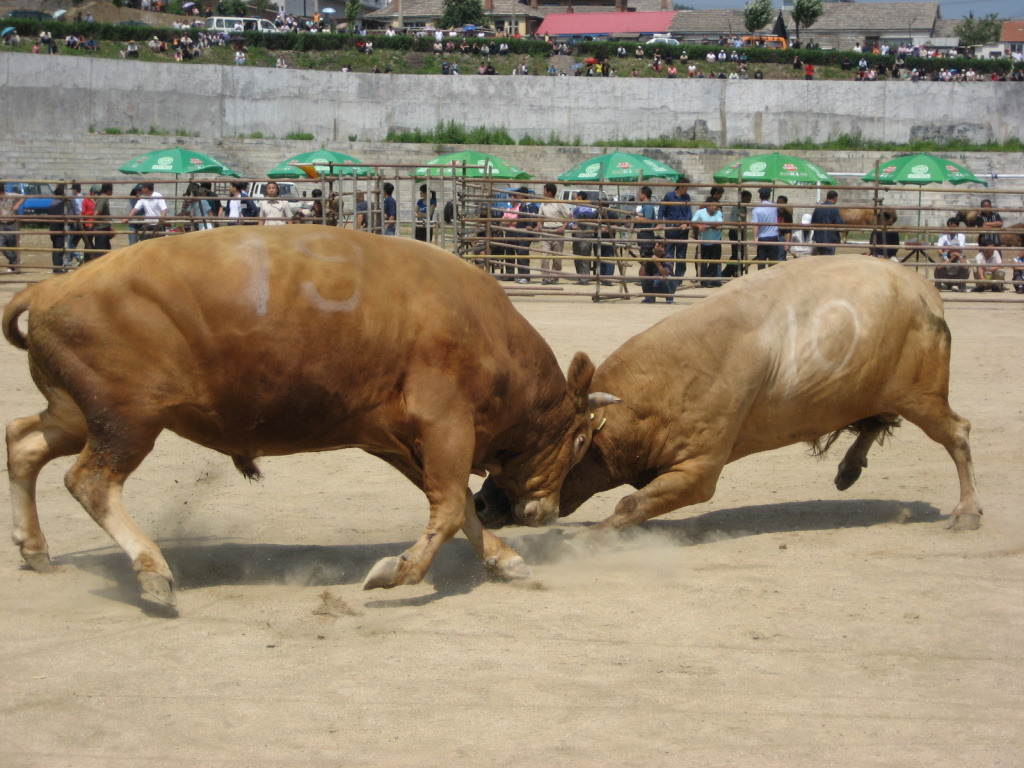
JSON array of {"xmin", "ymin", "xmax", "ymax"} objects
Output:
[{"xmin": 514, "ymin": 496, "xmax": 560, "ymax": 527}]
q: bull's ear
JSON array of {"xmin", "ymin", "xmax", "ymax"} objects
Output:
[{"xmin": 566, "ymin": 351, "xmax": 595, "ymax": 413}]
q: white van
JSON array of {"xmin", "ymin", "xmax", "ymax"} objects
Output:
[{"xmin": 205, "ymin": 16, "xmax": 277, "ymax": 34}]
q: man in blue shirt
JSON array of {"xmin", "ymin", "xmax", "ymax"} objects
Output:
[
  {"xmin": 751, "ymin": 187, "xmax": 782, "ymax": 268},
  {"xmin": 382, "ymin": 182, "xmax": 397, "ymax": 236},
  {"xmin": 660, "ymin": 181, "xmax": 692, "ymax": 281}
]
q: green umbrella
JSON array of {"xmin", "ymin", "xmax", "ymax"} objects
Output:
[
  {"xmin": 862, "ymin": 153, "xmax": 987, "ymax": 228},
  {"xmin": 267, "ymin": 149, "xmax": 374, "ymax": 179},
  {"xmin": 118, "ymin": 148, "xmax": 240, "ymax": 177},
  {"xmin": 414, "ymin": 150, "xmax": 531, "ymax": 179},
  {"xmin": 713, "ymin": 152, "xmax": 836, "ymax": 186},
  {"xmin": 558, "ymin": 151, "xmax": 681, "ymax": 182},
  {"xmin": 860, "ymin": 153, "xmax": 987, "ymax": 186}
]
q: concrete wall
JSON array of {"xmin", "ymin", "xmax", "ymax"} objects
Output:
[{"xmin": 2, "ymin": 53, "xmax": 1023, "ymax": 146}]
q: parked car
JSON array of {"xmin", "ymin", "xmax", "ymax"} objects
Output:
[
  {"xmin": 6, "ymin": 10, "xmax": 52, "ymax": 21},
  {"xmin": 643, "ymin": 35, "xmax": 680, "ymax": 46},
  {"xmin": 245, "ymin": 181, "xmax": 300, "ymax": 201},
  {"xmin": 4, "ymin": 182, "xmax": 57, "ymax": 217}
]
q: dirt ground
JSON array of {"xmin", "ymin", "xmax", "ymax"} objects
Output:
[{"xmin": 0, "ymin": 275, "xmax": 1022, "ymax": 768}]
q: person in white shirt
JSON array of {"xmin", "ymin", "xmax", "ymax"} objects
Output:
[
  {"xmin": 122, "ymin": 182, "xmax": 167, "ymax": 240},
  {"xmin": 934, "ymin": 217, "xmax": 968, "ymax": 291},
  {"xmin": 258, "ymin": 182, "xmax": 293, "ymax": 226},
  {"xmin": 972, "ymin": 235, "xmax": 1005, "ymax": 292}
]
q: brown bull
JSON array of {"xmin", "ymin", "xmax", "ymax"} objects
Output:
[
  {"xmin": 3, "ymin": 226, "xmax": 617, "ymax": 607},
  {"xmin": 477, "ymin": 256, "xmax": 982, "ymax": 537},
  {"xmin": 840, "ymin": 205, "xmax": 898, "ymax": 242}
]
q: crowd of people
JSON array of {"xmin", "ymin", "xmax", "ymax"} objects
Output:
[{"xmin": 1, "ymin": 180, "xmax": 1018, "ymax": 295}]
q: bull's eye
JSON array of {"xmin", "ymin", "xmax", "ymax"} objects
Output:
[{"xmin": 574, "ymin": 433, "xmax": 587, "ymax": 452}]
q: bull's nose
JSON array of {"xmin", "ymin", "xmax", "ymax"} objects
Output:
[{"xmin": 517, "ymin": 499, "xmax": 558, "ymax": 527}]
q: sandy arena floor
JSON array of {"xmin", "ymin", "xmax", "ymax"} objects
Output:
[{"xmin": 0, "ymin": 275, "xmax": 1022, "ymax": 768}]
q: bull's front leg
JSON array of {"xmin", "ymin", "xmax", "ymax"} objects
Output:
[
  {"xmin": 459, "ymin": 489, "xmax": 530, "ymax": 581},
  {"xmin": 363, "ymin": 401, "xmax": 477, "ymax": 590},
  {"xmin": 592, "ymin": 458, "xmax": 725, "ymax": 532}
]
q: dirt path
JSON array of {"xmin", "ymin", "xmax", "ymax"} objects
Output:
[{"xmin": 0, "ymin": 284, "xmax": 1021, "ymax": 768}]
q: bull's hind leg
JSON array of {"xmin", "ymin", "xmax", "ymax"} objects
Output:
[
  {"xmin": 63, "ymin": 427, "xmax": 176, "ymax": 605},
  {"xmin": 899, "ymin": 396, "xmax": 982, "ymax": 530},
  {"xmin": 7, "ymin": 409, "xmax": 87, "ymax": 572}
]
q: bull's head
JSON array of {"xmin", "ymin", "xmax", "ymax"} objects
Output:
[{"xmin": 484, "ymin": 352, "xmax": 619, "ymax": 527}]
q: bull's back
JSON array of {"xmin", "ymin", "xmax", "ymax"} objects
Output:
[
  {"xmin": 20, "ymin": 227, "xmax": 544, "ymax": 453},
  {"xmin": 594, "ymin": 257, "xmax": 947, "ymax": 463}
]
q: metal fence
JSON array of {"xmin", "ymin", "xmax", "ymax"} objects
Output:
[{"xmin": 2, "ymin": 170, "xmax": 1021, "ymax": 301}]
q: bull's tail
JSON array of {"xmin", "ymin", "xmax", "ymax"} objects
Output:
[
  {"xmin": 810, "ymin": 415, "xmax": 901, "ymax": 458},
  {"xmin": 232, "ymin": 454, "xmax": 263, "ymax": 482},
  {"xmin": 2, "ymin": 284, "xmax": 41, "ymax": 351}
]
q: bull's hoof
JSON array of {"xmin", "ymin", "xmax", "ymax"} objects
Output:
[
  {"xmin": 362, "ymin": 556, "xmax": 404, "ymax": 590},
  {"xmin": 138, "ymin": 571, "xmax": 176, "ymax": 607},
  {"xmin": 944, "ymin": 512, "xmax": 982, "ymax": 531},
  {"xmin": 22, "ymin": 551, "xmax": 54, "ymax": 574},
  {"xmin": 484, "ymin": 554, "xmax": 531, "ymax": 582}
]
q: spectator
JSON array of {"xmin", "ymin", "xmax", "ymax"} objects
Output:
[
  {"xmin": 382, "ymin": 182, "xmax": 396, "ymax": 235},
  {"xmin": 571, "ymin": 191, "xmax": 599, "ymax": 284},
  {"xmin": 124, "ymin": 39, "xmax": 139, "ymax": 58},
  {"xmin": 595, "ymin": 198, "xmax": 620, "ymax": 284},
  {"xmin": 258, "ymin": 181, "xmax": 293, "ymax": 226},
  {"xmin": 45, "ymin": 185, "xmax": 70, "ymax": 272},
  {"xmin": 724, "ymin": 189, "xmax": 751, "ymax": 277},
  {"xmin": 123, "ymin": 182, "xmax": 168, "ymax": 240},
  {"xmin": 775, "ymin": 194, "xmax": 794, "ymax": 253},
  {"xmin": 934, "ymin": 217, "xmax": 968, "ymax": 291},
  {"xmin": 89, "ymin": 183, "xmax": 115, "ymax": 258},
  {"xmin": 64, "ymin": 182, "xmax": 85, "ymax": 266},
  {"xmin": 535, "ymin": 182, "xmax": 570, "ymax": 284},
  {"xmin": 221, "ymin": 181, "xmax": 256, "ymax": 225},
  {"xmin": 971, "ymin": 235, "xmax": 1005, "ymax": 292},
  {"xmin": 414, "ymin": 184, "xmax": 432, "ymax": 242},
  {"xmin": 976, "ymin": 198, "xmax": 1003, "ymax": 245},
  {"xmin": 354, "ymin": 191, "xmax": 369, "ymax": 230},
  {"xmin": 0, "ymin": 182, "xmax": 25, "ymax": 273},
  {"xmin": 511, "ymin": 187, "xmax": 538, "ymax": 283},
  {"xmin": 692, "ymin": 196, "xmax": 724, "ymax": 288},
  {"xmin": 639, "ymin": 238, "xmax": 675, "ymax": 303},
  {"xmin": 751, "ymin": 187, "xmax": 781, "ymax": 269},
  {"xmin": 810, "ymin": 190, "xmax": 843, "ymax": 255},
  {"xmin": 660, "ymin": 181, "xmax": 692, "ymax": 283}
]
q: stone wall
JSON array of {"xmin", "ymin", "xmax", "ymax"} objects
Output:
[{"xmin": 3, "ymin": 52, "xmax": 1023, "ymax": 147}]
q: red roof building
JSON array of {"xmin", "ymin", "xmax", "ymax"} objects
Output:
[{"xmin": 537, "ymin": 10, "xmax": 676, "ymax": 38}]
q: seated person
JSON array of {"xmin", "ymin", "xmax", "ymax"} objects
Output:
[
  {"xmin": 639, "ymin": 239, "xmax": 675, "ymax": 304},
  {"xmin": 972, "ymin": 234, "xmax": 1005, "ymax": 292},
  {"xmin": 934, "ymin": 217, "xmax": 968, "ymax": 291}
]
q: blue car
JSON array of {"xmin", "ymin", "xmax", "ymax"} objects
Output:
[{"xmin": 4, "ymin": 182, "xmax": 57, "ymax": 216}]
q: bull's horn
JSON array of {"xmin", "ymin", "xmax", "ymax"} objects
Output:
[{"xmin": 588, "ymin": 392, "xmax": 621, "ymax": 409}]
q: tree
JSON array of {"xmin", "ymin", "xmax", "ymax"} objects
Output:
[
  {"xmin": 743, "ymin": 0, "xmax": 774, "ymax": 35},
  {"xmin": 791, "ymin": 0, "xmax": 824, "ymax": 46},
  {"xmin": 439, "ymin": 0, "xmax": 486, "ymax": 30},
  {"xmin": 955, "ymin": 14, "xmax": 1003, "ymax": 46},
  {"xmin": 346, "ymin": 0, "xmax": 362, "ymax": 31}
]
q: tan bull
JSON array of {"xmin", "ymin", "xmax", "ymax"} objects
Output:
[
  {"xmin": 4, "ymin": 226, "xmax": 617, "ymax": 607},
  {"xmin": 477, "ymin": 256, "xmax": 982, "ymax": 537},
  {"xmin": 840, "ymin": 205, "xmax": 898, "ymax": 243}
]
